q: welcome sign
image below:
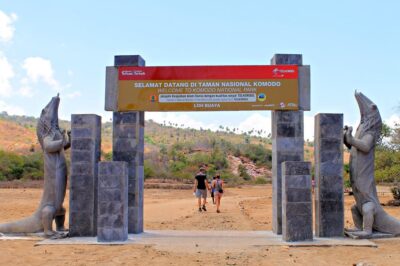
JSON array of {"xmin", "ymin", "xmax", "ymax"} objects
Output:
[{"xmin": 117, "ymin": 65, "xmax": 299, "ymax": 111}]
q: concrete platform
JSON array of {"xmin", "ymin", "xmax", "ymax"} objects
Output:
[
  {"xmin": 33, "ymin": 230, "xmax": 377, "ymax": 252},
  {"xmin": 0, "ymin": 232, "xmax": 44, "ymax": 241},
  {"xmin": 345, "ymin": 230, "xmax": 395, "ymax": 239}
]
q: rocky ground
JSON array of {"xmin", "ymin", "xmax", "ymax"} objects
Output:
[{"xmin": 228, "ymin": 155, "xmax": 272, "ymax": 179}]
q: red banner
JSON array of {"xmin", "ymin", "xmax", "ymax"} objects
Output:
[{"xmin": 118, "ymin": 65, "xmax": 298, "ymax": 81}]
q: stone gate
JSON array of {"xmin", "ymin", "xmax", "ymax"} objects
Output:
[{"xmin": 68, "ymin": 54, "xmax": 344, "ymax": 242}]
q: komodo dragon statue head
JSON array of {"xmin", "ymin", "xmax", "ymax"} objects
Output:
[
  {"xmin": 37, "ymin": 93, "xmax": 61, "ymax": 148},
  {"xmin": 344, "ymin": 91, "xmax": 400, "ymax": 238},
  {"xmin": 0, "ymin": 94, "xmax": 70, "ymax": 238},
  {"xmin": 355, "ymin": 90, "xmax": 382, "ymax": 140}
]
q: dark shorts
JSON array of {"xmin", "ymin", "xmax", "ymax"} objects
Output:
[{"xmin": 214, "ymin": 189, "xmax": 223, "ymax": 196}]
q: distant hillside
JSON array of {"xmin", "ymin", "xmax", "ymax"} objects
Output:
[
  {"xmin": 0, "ymin": 112, "xmax": 113, "ymax": 155},
  {"xmin": 0, "ymin": 112, "xmax": 335, "ymax": 184},
  {"xmin": 0, "ymin": 119, "xmax": 39, "ymax": 154},
  {"xmin": 0, "ymin": 113, "xmax": 275, "ymax": 183}
]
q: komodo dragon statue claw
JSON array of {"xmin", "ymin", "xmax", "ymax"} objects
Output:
[
  {"xmin": 0, "ymin": 95, "xmax": 70, "ymax": 238},
  {"xmin": 344, "ymin": 91, "xmax": 400, "ymax": 238}
]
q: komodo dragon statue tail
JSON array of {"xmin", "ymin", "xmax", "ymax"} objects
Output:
[
  {"xmin": 0, "ymin": 94, "xmax": 71, "ymax": 238},
  {"xmin": 344, "ymin": 91, "xmax": 400, "ymax": 238}
]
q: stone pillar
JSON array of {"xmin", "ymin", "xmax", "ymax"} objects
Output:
[
  {"xmin": 271, "ymin": 54, "xmax": 305, "ymax": 235},
  {"xmin": 113, "ymin": 112, "xmax": 144, "ymax": 233},
  {"xmin": 69, "ymin": 114, "xmax": 101, "ymax": 236},
  {"xmin": 97, "ymin": 162, "xmax": 128, "ymax": 242},
  {"xmin": 112, "ymin": 55, "xmax": 145, "ymax": 234},
  {"xmin": 282, "ymin": 161, "xmax": 313, "ymax": 242},
  {"xmin": 314, "ymin": 113, "xmax": 344, "ymax": 237}
]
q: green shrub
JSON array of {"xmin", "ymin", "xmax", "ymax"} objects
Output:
[
  {"xmin": 191, "ymin": 153, "xmax": 211, "ymax": 166},
  {"xmin": 171, "ymin": 143, "xmax": 184, "ymax": 151},
  {"xmin": 144, "ymin": 161, "xmax": 155, "ymax": 179},
  {"xmin": 144, "ymin": 135, "xmax": 155, "ymax": 145},
  {"xmin": 375, "ymin": 164, "xmax": 400, "ymax": 183},
  {"xmin": 344, "ymin": 179, "xmax": 351, "ymax": 188},
  {"xmin": 0, "ymin": 150, "xmax": 44, "ymax": 181},
  {"xmin": 391, "ymin": 185, "xmax": 400, "ymax": 200},
  {"xmin": 255, "ymin": 177, "xmax": 268, "ymax": 184},
  {"xmin": 210, "ymin": 148, "xmax": 228, "ymax": 170},
  {"xmin": 169, "ymin": 161, "xmax": 186, "ymax": 172},
  {"xmin": 235, "ymin": 144, "xmax": 272, "ymax": 168},
  {"xmin": 238, "ymin": 164, "xmax": 251, "ymax": 181},
  {"xmin": 102, "ymin": 151, "xmax": 112, "ymax": 161},
  {"xmin": 160, "ymin": 145, "xmax": 167, "ymax": 155},
  {"xmin": 26, "ymin": 170, "xmax": 43, "ymax": 180},
  {"xmin": 375, "ymin": 149, "xmax": 400, "ymax": 183},
  {"xmin": 174, "ymin": 171, "xmax": 193, "ymax": 180}
]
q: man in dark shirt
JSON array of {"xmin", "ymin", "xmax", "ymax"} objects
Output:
[{"xmin": 193, "ymin": 166, "xmax": 210, "ymax": 212}]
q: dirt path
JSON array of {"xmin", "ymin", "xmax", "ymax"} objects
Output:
[
  {"xmin": 145, "ymin": 187, "xmax": 265, "ymax": 230},
  {"xmin": 1, "ymin": 185, "xmax": 400, "ymax": 265}
]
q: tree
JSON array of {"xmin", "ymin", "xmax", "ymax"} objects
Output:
[
  {"xmin": 377, "ymin": 122, "xmax": 392, "ymax": 148},
  {"xmin": 390, "ymin": 123, "xmax": 400, "ymax": 150}
]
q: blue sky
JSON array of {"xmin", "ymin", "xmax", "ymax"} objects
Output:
[{"xmin": 0, "ymin": 1, "xmax": 399, "ymax": 139}]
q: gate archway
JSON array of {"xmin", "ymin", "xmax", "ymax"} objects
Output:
[{"xmin": 69, "ymin": 54, "xmax": 315, "ymax": 241}]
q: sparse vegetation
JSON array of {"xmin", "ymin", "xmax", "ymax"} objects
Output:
[
  {"xmin": 238, "ymin": 164, "xmax": 251, "ymax": 181},
  {"xmin": 5, "ymin": 105, "xmax": 400, "ymax": 186},
  {"xmin": 0, "ymin": 114, "xmax": 316, "ymax": 185},
  {"xmin": 374, "ymin": 122, "xmax": 400, "ymax": 183},
  {"xmin": 0, "ymin": 150, "xmax": 43, "ymax": 181},
  {"xmin": 391, "ymin": 185, "xmax": 400, "ymax": 201},
  {"xmin": 255, "ymin": 177, "xmax": 268, "ymax": 184}
]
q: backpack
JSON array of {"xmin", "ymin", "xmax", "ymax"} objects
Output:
[{"xmin": 217, "ymin": 179, "xmax": 223, "ymax": 193}]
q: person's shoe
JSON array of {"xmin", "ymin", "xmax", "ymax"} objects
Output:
[
  {"xmin": 198, "ymin": 207, "xmax": 202, "ymax": 212},
  {"xmin": 217, "ymin": 209, "xmax": 220, "ymax": 213},
  {"xmin": 202, "ymin": 205, "xmax": 207, "ymax": 211}
]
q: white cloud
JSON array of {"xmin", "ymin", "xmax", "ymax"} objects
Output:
[
  {"xmin": 99, "ymin": 111, "xmax": 113, "ymax": 123},
  {"xmin": 22, "ymin": 57, "xmax": 59, "ymax": 90},
  {"xmin": 0, "ymin": 100, "xmax": 25, "ymax": 115},
  {"xmin": 237, "ymin": 112, "xmax": 271, "ymax": 136},
  {"xmin": 0, "ymin": 52, "xmax": 14, "ymax": 97},
  {"xmin": 146, "ymin": 112, "xmax": 316, "ymax": 140},
  {"xmin": 0, "ymin": 10, "xmax": 17, "ymax": 42},
  {"xmin": 304, "ymin": 115, "xmax": 314, "ymax": 141},
  {"xmin": 18, "ymin": 86, "xmax": 34, "ymax": 97},
  {"xmin": 146, "ymin": 112, "xmax": 219, "ymax": 131},
  {"xmin": 385, "ymin": 114, "xmax": 400, "ymax": 128},
  {"xmin": 234, "ymin": 112, "xmax": 315, "ymax": 140},
  {"xmin": 65, "ymin": 91, "xmax": 81, "ymax": 99}
]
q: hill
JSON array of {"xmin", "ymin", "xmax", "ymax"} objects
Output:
[
  {"xmin": 0, "ymin": 113, "xmax": 278, "ymax": 184},
  {"xmin": 0, "ymin": 112, "xmax": 71, "ymax": 154},
  {"xmin": 0, "ymin": 112, "xmax": 357, "ymax": 186}
]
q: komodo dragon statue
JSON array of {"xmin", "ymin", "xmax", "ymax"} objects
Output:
[
  {"xmin": 0, "ymin": 94, "xmax": 70, "ymax": 238},
  {"xmin": 344, "ymin": 91, "xmax": 400, "ymax": 238}
]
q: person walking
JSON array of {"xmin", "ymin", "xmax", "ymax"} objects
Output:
[
  {"xmin": 212, "ymin": 174, "xmax": 224, "ymax": 213},
  {"xmin": 211, "ymin": 176, "xmax": 216, "ymax": 204},
  {"xmin": 193, "ymin": 166, "xmax": 210, "ymax": 212}
]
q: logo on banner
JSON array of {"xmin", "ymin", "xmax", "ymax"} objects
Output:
[
  {"xmin": 272, "ymin": 68, "xmax": 295, "ymax": 77},
  {"xmin": 150, "ymin": 95, "xmax": 158, "ymax": 102},
  {"xmin": 257, "ymin": 93, "xmax": 266, "ymax": 102},
  {"xmin": 121, "ymin": 70, "xmax": 146, "ymax": 76}
]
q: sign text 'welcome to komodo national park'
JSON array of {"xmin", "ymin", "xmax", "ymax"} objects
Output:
[{"xmin": 117, "ymin": 65, "xmax": 299, "ymax": 112}]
